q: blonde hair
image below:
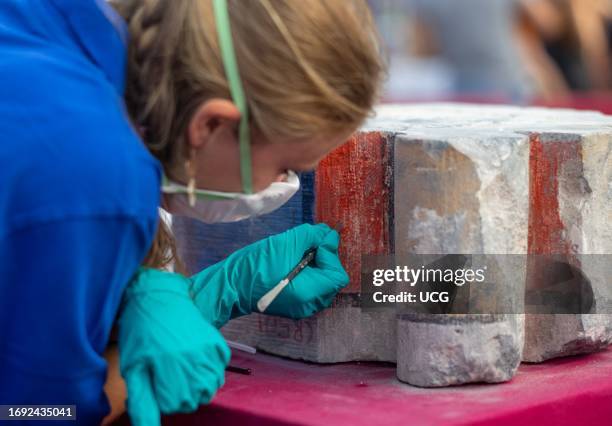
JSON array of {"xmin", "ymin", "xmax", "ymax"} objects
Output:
[{"xmin": 112, "ymin": 0, "xmax": 386, "ymax": 269}]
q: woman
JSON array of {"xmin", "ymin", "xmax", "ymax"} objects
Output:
[{"xmin": 0, "ymin": 0, "xmax": 384, "ymax": 425}]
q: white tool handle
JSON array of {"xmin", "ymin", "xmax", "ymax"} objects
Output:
[
  {"xmin": 226, "ymin": 340, "xmax": 256, "ymax": 354},
  {"xmin": 257, "ymin": 278, "xmax": 290, "ymax": 313}
]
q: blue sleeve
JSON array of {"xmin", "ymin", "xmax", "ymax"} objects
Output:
[{"xmin": 0, "ymin": 214, "xmax": 157, "ymax": 425}]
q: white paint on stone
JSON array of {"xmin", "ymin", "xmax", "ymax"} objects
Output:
[
  {"xmin": 446, "ymin": 136, "xmax": 529, "ymax": 255},
  {"xmin": 580, "ymin": 134, "xmax": 612, "ymax": 255},
  {"xmin": 363, "ymin": 104, "xmax": 612, "ymax": 137},
  {"xmin": 407, "ymin": 207, "xmax": 474, "ymax": 254}
]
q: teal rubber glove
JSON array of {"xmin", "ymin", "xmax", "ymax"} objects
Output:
[
  {"xmin": 191, "ymin": 223, "xmax": 349, "ymax": 328},
  {"xmin": 117, "ymin": 267, "xmax": 230, "ymax": 426}
]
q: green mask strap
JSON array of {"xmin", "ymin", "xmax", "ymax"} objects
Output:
[{"xmin": 213, "ymin": 0, "xmax": 253, "ymax": 194}]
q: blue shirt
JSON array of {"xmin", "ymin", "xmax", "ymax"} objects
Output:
[{"xmin": 0, "ymin": 1, "xmax": 161, "ymax": 424}]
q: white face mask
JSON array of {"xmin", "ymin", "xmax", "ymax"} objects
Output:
[{"xmin": 162, "ymin": 171, "xmax": 300, "ymax": 223}]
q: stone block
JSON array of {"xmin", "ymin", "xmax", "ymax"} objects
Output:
[
  {"xmin": 172, "ymin": 104, "xmax": 612, "ymax": 386},
  {"xmin": 397, "ymin": 314, "xmax": 524, "ymax": 387},
  {"xmin": 524, "ymin": 130, "xmax": 612, "ymax": 362},
  {"xmin": 223, "ymin": 132, "xmax": 395, "ymax": 363}
]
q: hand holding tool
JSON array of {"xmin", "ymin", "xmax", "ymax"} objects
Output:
[
  {"xmin": 257, "ymin": 248, "xmax": 317, "ymax": 313},
  {"xmin": 190, "ymin": 223, "xmax": 349, "ymax": 324}
]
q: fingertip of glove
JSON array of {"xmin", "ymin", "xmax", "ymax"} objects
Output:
[
  {"xmin": 314, "ymin": 241, "xmax": 342, "ymax": 268},
  {"xmin": 216, "ymin": 338, "xmax": 231, "ymax": 366},
  {"xmin": 221, "ymin": 344, "xmax": 231, "ymax": 366},
  {"xmin": 291, "ymin": 223, "xmax": 334, "ymax": 250},
  {"xmin": 322, "ymin": 228, "xmax": 340, "ymax": 247},
  {"xmin": 304, "ymin": 222, "xmax": 334, "ymax": 241},
  {"xmin": 178, "ymin": 398, "xmax": 200, "ymax": 414},
  {"xmin": 339, "ymin": 271, "xmax": 350, "ymax": 289},
  {"xmin": 199, "ymin": 386, "xmax": 215, "ymax": 405},
  {"xmin": 313, "ymin": 222, "xmax": 332, "ymax": 233}
]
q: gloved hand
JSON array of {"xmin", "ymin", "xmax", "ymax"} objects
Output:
[
  {"xmin": 191, "ymin": 223, "xmax": 349, "ymax": 327},
  {"xmin": 117, "ymin": 267, "xmax": 230, "ymax": 426}
]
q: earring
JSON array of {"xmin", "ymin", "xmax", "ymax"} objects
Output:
[{"xmin": 186, "ymin": 149, "xmax": 197, "ymax": 207}]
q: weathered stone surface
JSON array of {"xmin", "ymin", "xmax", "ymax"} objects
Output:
[
  {"xmin": 363, "ymin": 104, "xmax": 612, "ymax": 368},
  {"xmin": 387, "ymin": 105, "xmax": 529, "ymax": 385},
  {"xmin": 397, "ymin": 314, "xmax": 524, "ymax": 387},
  {"xmin": 522, "ymin": 314, "xmax": 612, "ymax": 363},
  {"xmin": 172, "ymin": 104, "xmax": 612, "ymax": 385},
  {"xmin": 223, "ymin": 299, "xmax": 397, "ymax": 363},
  {"xmin": 524, "ymin": 130, "xmax": 612, "ymax": 362}
]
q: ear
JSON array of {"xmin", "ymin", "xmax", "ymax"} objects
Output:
[{"xmin": 187, "ymin": 98, "xmax": 241, "ymax": 149}]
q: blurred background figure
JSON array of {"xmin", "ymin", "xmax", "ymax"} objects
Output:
[
  {"xmin": 520, "ymin": 0, "xmax": 611, "ymax": 92},
  {"xmin": 369, "ymin": 0, "xmax": 611, "ymax": 107},
  {"xmin": 405, "ymin": 0, "xmax": 535, "ymax": 103}
]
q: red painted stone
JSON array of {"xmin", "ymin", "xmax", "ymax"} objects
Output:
[
  {"xmin": 315, "ymin": 132, "xmax": 392, "ymax": 292},
  {"xmin": 527, "ymin": 134, "xmax": 584, "ymax": 289},
  {"xmin": 527, "ymin": 134, "xmax": 581, "ymax": 256}
]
